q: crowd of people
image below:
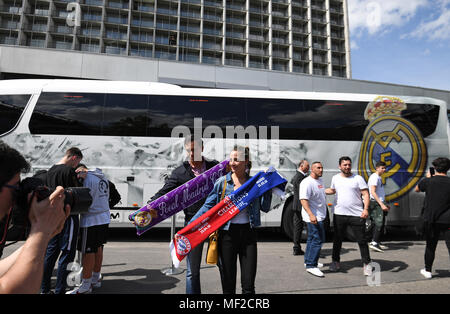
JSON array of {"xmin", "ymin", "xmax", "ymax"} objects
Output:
[
  {"xmin": 0, "ymin": 138, "xmax": 449, "ymax": 294},
  {"xmin": 293, "ymin": 156, "xmax": 450, "ymax": 281}
]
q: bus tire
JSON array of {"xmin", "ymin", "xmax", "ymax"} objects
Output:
[{"xmin": 281, "ymin": 198, "xmax": 294, "ymax": 240}]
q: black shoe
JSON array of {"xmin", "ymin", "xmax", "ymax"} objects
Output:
[{"xmin": 293, "ymin": 248, "xmax": 304, "ymax": 256}]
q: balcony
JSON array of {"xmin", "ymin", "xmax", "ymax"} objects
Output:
[
  {"xmin": 130, "ymin": 32, "xmax": 153, "ymax": 42},
  {"xmin": 248, "ymin": 47, "xmax": 266, "ymax": 56},
  {"xmin": 0, "ymin": 35, "xmax": 17, "ymax": 44},
  {"xmin": 0, "ymin": 20, "xmax": 20, "ymax": 29},
  {"xmin": 180, "ymin": 0, "xmax": 201, "ymax": 5},
  {"xmin": 105, "ymin": 30, "xmax": 128, "ymax": 40},
  {"xmin": 107, "ymin": 0, "xmax": 129, "ymax": 9},
  {"xmin": 133, "ymin": 2, "xmax": 154, "ymax": 12},
  {"xmin": 104, "ymin": 44, "xmax": 127, "ymax": 55},
  {"xmin": 202, "ymin": 54, "xmax": 222, "ymax": 65},
  {"xmin": 84, "ymin": 0, "xmax": 104, "ymax": 6},
  {"xmin": 49, "ymin": 25, "xmax": 73, "ymax": 34},
  {"xmin": 130, "ymin": 47, "xmax": 153, "ymax": 58},
  {"xmin": 249, "ymin": 60, "xmax": 268, "ymax": 69},
  {"xmin": 0, "ymin": 6, "xmax": 22, "ymax": 14},
  {"xmin": 80, "ymin": 43, "xmax": 100, "ymax": 52},
  {"xmin": 226, "ymin": 17, "xmax": 246, "ymax": 25},
  {"xmin": 204, "ymin": 0, "xmax": 223, "ymax": 8}
]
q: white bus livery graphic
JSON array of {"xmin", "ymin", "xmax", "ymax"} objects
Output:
[{"xmin": 0, "ymin": 80, "xmax": 448, "ymax": 237}]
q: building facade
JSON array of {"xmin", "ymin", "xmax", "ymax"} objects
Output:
[{"xmin": 0, "ymin": 0, "xmax": 351, "ymax": 78}]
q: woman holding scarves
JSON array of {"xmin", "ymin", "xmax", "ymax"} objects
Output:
[{"xmin": 190, "ymin": 145, "xmax": 272, "ymax": 294}]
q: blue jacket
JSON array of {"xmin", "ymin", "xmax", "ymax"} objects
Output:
[{"xmin": 190, "ymin": 172, "xmax": 272, "ymax": 230}]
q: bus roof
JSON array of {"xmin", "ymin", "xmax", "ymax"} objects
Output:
[{"xmin": 0, "ymin": 79, "xmax": 446, "ymax": 106}]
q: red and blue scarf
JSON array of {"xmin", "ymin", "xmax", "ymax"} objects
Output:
[{"xmin": 170, "ymin": 168, "xmax": 286, "ymax": 267}]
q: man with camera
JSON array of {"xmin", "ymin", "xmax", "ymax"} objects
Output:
[
  {"xmin": 41, "ymin": 147, "xmax": 84, "ymax": 294},
  {"xmin": 0, "ymin": 142, "xmax": 69, "ymax": 294}
]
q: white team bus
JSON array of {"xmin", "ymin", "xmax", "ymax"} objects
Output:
[{"xmin": 1, "ymin": 79, "xmax": 449, "ymax": 237}]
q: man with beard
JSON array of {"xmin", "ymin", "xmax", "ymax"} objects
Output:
[{"xmin": 325, "ymin": 156, "xmax": 372, "ymax": 276}]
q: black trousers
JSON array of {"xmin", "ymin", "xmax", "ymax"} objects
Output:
[
  {"xmin": 424, "ymin": 223, "xmax": 450, "ymax": 272},
  {"xmin": 332, "ymin": 214, "xmax": 371, "ymax": 264},
  {"xmin": 218, "ymin": 224, "xmax": 257, "ymax": 294},
  {"xmin": 293, "ymin": 210, "xmax": 304, "ymax": 250}
]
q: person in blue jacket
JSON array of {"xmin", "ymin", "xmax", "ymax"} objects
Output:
[{"xmin": 190, "ymin": 145, "xmax": 272, "ymax": 294}]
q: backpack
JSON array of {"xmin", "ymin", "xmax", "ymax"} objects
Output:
[{"xmin": 108, "ymin": 181, "xmax": 122, "ymax": 208}]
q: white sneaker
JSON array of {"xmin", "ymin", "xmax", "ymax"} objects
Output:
[
  {"xmin": 306, "ymin": 267, "xmax": 324, "ymax": 277},
  {"xmin": 363, "ymin": 263, "xmax": 373, "ymax": 276},
  {"xmin": 304, "ymin": 262, "xmax": 324, "ymax": 268},
  {"xmin": 92, "ymin": 274, "xmax": 102, "ymax": 289},
  {"xmin": 420, "ymin": 269, "xmax": 432, "ymax": 279},
  {"xmin": 66, "ymin": 284, "xmax": 92, "ymax": 294}
]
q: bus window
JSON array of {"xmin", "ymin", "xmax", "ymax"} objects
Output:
[
  {"xmin": 148, "ymin": 95, "xmax": 247, "ymax": 137},
  {"xmin": 247, "ymin": 98, "xmax": 369, "ymax": 141},
  {"xmin": 28, "ymin": 92, "xmax": 441, "ymax": 140},
  {"xmin": 103, "ymin": 94, "xmax": 149, "ymax": 136},
  {"xmin": 402, "ymin": 104, "xmax": 440, "ymax": 137},
  {"xmin": 0, "ymin": 95, "xmax": 31, "ymax": 135},
  {"xmin": 30, "ymin": 93, "xmax": 106, "ymax": 135}
]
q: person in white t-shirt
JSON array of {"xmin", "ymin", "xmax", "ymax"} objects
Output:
[
  {"xmin": 300, "ymin": 162, "xmax": 327, "ymax": 277},
  {"xmin": 325, "ymin": 156, "xmax": 372, "ymax": 276},
  {"xmin": 368, "ymin": 161, "xmax": 390, "ymax": 252}
]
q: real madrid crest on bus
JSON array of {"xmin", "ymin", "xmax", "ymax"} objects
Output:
[{"xmin": 358, "ymin": 96, "xmax": 427, "ymax": 202}]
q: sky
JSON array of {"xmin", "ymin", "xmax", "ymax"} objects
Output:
[{"xmin": 347, "ymin": 0, "xmax": 450, "ymax": 91}]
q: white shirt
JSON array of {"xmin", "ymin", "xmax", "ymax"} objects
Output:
[
  {"xmin": 368, "ymin": 173, "xmax": 385, "ymax": 202},
  {"xmin": 330, "ymin": 173, "xmax": 368, "ymax": 217},
  {"xmin": 300, "ymin": 176, "xmax": 327, "ymax": 222}
]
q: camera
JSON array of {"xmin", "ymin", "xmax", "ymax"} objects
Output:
[{"xmin": 15, "ymin": 177, "xmax": 92, "ymax": 219}]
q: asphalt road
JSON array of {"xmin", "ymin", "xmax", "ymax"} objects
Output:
[{"xmin": 4, "ymin": 227, "xmax": 448, "ymax": 296}]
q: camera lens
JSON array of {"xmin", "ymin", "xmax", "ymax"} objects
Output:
[{"xmin": 64, "ymin": 187, "xmax": 92, "ymax": 215}]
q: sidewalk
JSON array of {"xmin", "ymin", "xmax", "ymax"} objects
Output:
[
  {"xmin": 3, "ymin": 238, "xmax": 448, "ymax": 294},
  {"xmin": 85, "ymin": 240, "xmax": 450, "ymax": 294}
]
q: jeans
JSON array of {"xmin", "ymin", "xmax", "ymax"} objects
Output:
[
  {"xmin": 424, "ymin": 223, "xmax": 450, "ymax": 272},
  {"xmin": 304, "ymin": 221, "xmax": 325, "ymax": 268},
  {"xmin": 41, "ymin": 215, "xmax": 79, "ymax": 294},
  {"xmin": 218, "ymin": 223, "xmax": 257, "ymax": 294},
  {"xmin": 186, "ymin": 241, "xmax": 205, "ymax": 294},
  {"xmin": 332, "ymin": 214, "xmax": 371, "ymax": 265}
]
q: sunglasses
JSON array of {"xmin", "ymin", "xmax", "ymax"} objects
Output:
[
  {"xmin": 3, "ymin": 183, "xmax": 20, "ymax": 200},
  {"xmin": 3, "ymin": 184, "xmax": 20, "ymax": 192}
]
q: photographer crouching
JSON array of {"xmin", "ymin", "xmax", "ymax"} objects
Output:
[{"xmin": 0, "ymin": 142, "xmax": 70, "ymax": 294}]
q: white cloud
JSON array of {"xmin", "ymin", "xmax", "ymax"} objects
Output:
[
  {"xmin": 406, "ymin": 1, "xmax": 450, "ymax": 40},
  {"xmin": 347, "ymin": 0, "xmax": 428, "ymax": 36},
  {"xmin": 350, "ymin": 40, "xmax": 359, "ymax": 50},
  {"xmin": 422, "ymin": 48, "xmax": 431, "ymax": 56}
]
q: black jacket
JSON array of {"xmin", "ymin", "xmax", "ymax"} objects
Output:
[
  {"xmin": 149, "ymin": 159, "xmax": 219, "ymax": 224},
  {"xmin": 291, "ymin": 171, "xmax": 307, "ymax": 212}
]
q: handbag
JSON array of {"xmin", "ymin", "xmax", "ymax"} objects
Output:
[{"xmin": 205, "ymin": 179, "xmax": 227, "ymax": 265}]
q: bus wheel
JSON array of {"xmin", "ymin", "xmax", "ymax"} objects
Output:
[{"xmin": 281, "ymin": 199, "xmax": 294, "ymax": 240}]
